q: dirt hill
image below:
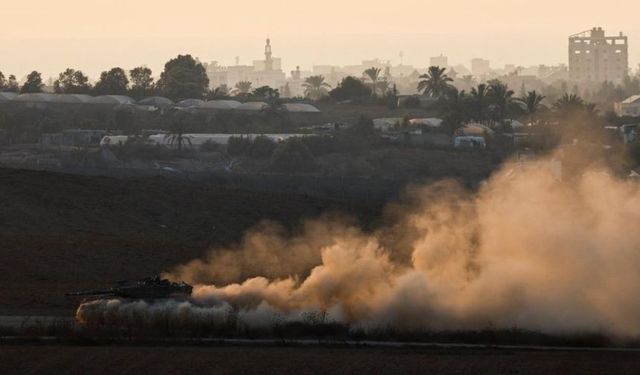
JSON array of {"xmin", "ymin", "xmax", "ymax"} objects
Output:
[{"xmin": 0, "ymin": 168, "xmax": 377, "ymax": 315}]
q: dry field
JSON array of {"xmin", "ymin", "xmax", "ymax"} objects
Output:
[
  {"xmin": 2, "ymin": 168, "xmax": 638, "ymax": 373},
  {"xmin": 1, "ymin": 345, "xmax": 639, "ymax": 375},
  {"xmin": 0, "ymin": 168, "xmax": 376, "ymax": 316}
]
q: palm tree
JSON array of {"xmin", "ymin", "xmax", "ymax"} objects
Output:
[
  {"xmin": 417, "ymin": 66, "xmax": 453, "ymax": 97},
  {"xmin": 251, "ymin": 86, "xmax": 280, "ymax": 102},
  {"xmin": 254, "ymin": 87, "xmax": 286, "ymax": 125},
  {"xmin": 520, "ymin": 90, "xmax": 546, "ymax": 125},
  {"xmin": 552, "ymin": 93, "xmax": 585, "ymax": 113},
  {"xmin": 208, "ymin": 84, "xmax": 230, "ymax": 99},
  {"xmin": 584, "ymin": 103, "xmax": 598, "ymax": 118},
  {"xmin": 460, "ymin": 75, "xmax": 476, "ymax": 90},
  {"xmin": 363, "ymin": 67, "xmax": 382, "ymax": 97},
  {"xmin": 553, "ymin": 93, "xmax": 589, "ymax": 125},
  {"xmin": 554, "ymin": 94, "xmax": 599, "ymax": 121},
  {"xmin": 486, "ymin": 80, "xmax": 516, "ymax": 126},
  {"xmin": 552, "ymin": 93, "xmax": 600, "ymax": 139},
  {"xmin": 233, "ymin": 81, "xmax": 253, "ymax": 96},
  {"xmin": 469, "ymin": 84, "xmax": 489, "ymax": 122},
  {"xmin": 302, "ymin": 75, "xmax": 331, "ymax": 100},
  {"xmin": 438, "ymin": 87, "xmax": 468, "ymax": 135},
  {"xmin": 165, "ymin": 117, "xmax": 192, "ymax": 152}
]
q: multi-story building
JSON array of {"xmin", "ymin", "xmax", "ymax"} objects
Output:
[
  {"xmin": 569, "ymin": 27, "xmax": 628, "ymax": 83},
  {"xmin": 471, "ymin": 58, "xmax": 491, "ymax": 76},
  {"xmin": 430, "ymin": 54, "xmax": 448, "ymax": 68},
  {"xmin": 206, "ymin": 38, "xmax": 286, "ymax": 91}
]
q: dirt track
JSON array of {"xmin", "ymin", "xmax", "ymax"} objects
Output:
[
  {"xmin": 1, "ymin": 345, "xmax": 639, "ymax": 375},
  {"xmin": 0, "ymin": 168, "xmax": 376, "ymax": 316}
]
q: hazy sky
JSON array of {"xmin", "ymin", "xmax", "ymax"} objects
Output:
[{"xmin": 2, "ymin": 0, "xmax": 639, "ymax": 80}]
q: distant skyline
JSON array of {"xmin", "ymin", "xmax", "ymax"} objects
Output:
[{"xmin": 2, "ymin": 0, "xmax": 639, "ymax": 80}]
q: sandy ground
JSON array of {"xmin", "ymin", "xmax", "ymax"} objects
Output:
[{"xmin": 1, "ymin": 345, "xmax": 639, "ymax": 374}]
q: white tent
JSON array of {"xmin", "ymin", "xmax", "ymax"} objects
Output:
[
  {"xmin": 202, "ymin": 100, "xmax": 242, "ymax": 110},
  {"xmin": 51, "ymin": 94, "xmax": 93, "ymax": 104},
  {"xmin": 409, "ymin": 118, "xmax": 443, "ymax": 128},
  {"xmin": 282, "ymin": 103, "xmax": 321, "ymax": 113},
  {"xmin": 88, "ymin": 95, "xmax": 136, "ymax": 105},
  {"xmin": 236, "ymin": 102, "xmax": 269, "ymax": 111},
  {"xmin": 0, "ymin": 92, "xmax": 18, "ymax": 102},
  {"xmin": 138, "ymin": 96, "xmax": 174, "ymax": 106},
  {"xmin": 177, "ymin": 99, "xmax": 205, "ymax": 108},
  {"xmin": 14, "ymin": 93, "xmax": 56, "ymax": 103}
]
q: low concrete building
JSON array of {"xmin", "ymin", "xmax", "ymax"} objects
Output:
[
  {"xmin": 373, "ymin": 118, "xmax": 403, "ymax": 132},
  {"xmin": 615, "ymin": 95, "xmax": 640, "ymax": 116},
  {"xmin": 454, "ymin": 136, "xmax": 486, "ymax": 149},
  {"xmin": 40, "ymin": 133, "xmax": 64, "ymax": 146},
  {"xmin": 620, "ymin": 124, "xmax": 640, "ymax": 143}
]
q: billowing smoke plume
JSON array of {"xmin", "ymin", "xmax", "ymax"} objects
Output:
[{"xmin": 78, "ymin": 156, "xmax": 640, "ymax": 335}]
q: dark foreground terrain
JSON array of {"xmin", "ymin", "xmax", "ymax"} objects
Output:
[
  {"xmin": 0, "ymin": 168, "xmax": 377, "ymax": 316},
  {"xmin": 1, "ymin": 345, "xmax": 639, "ymax": 375},
  {"xmin": 2, "ymin": 168, "xmax": 639, "ymax": 373}
]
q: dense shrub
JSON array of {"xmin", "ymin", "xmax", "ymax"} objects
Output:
[
  {"xmin": 112, "ymin": 138, "xmax": 172, "ymax": 161},
  {"xmin": 271, "ymin": 138, "xmax": 316, "ymax": 173},
  {"xmin": 247, "ymin": 136, "xmax": 278, "ymax": 159},
  {"xmin": 329, "ymin": 76, "xmax": 372, "ymax": 102},
  {"xmin": 227, "ymin": 136, "xmax": 252, "ymax": 157},
  {"xmin": 226, "ymin": 135, "xmax": 278, "ymax": 159},
  {"xmin": 401, "ymin": 95, "xmax": 421, "ymax": 108},
  {"xmin": 200, "ymin": 139, "xmax": 221, "ymax": 152},
  {"xmin": 347, "ymin": 116, "xmax": 377, "ymax": 138},
  {"xmin": 300, "ymin": 135, "xmax": 345, "ymax": 156}
]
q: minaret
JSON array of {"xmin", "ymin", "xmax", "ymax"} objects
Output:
[
  {"xmin": 291, "ymin": 66, "xmax": 301, "ymax": 80},
  {"xmin": 264, "ymin": 38, "xmax": 273, "ymax": 71}
]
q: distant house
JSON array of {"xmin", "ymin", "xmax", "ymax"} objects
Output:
[
  {"xmin": 40, "ymin": 133, "xmax": 64, "ymax": 146},
  {"xmin": 455, "ymin": 123, "xmax": 494, "ymax": 137},
  {"xmin": 454, "ymin": 136, "xmax": 486, "ymax": 150},
  {"xmin": 452, "ymin": 124, "xmax": 493, "ymax": 149},
  {"xmin": 409, "ymin": 118, "xmax": 443, "ymax": 128},
  {"xmin": 615, "ymin": 95, "xmax": 640, "ymax": 116},
  {"xmin": 373, "ymin": 118, "xmax": 403, "ymax": 132},
  {"xmin": 620, "ymin": 124, "xmax": 640, "ymax": 143}
]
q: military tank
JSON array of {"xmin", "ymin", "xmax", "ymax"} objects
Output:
[{"xmin": 66, "ymin": 276, "xmax": 193, "ymax": 300}]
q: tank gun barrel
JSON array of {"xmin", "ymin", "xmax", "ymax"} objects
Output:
[{"xmin": 65, "ymin": 290, "xmax": 115, "ymax": 297}]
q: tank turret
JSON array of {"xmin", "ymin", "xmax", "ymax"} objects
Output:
[{"xmin": 66, "ymin": 276, "xmax": 193, "ymax": 300}]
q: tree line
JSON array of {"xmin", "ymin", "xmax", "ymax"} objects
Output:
[
  {"xmin": 1, "ymin": 55, "xmax": 630, "ymax": 142},
  {"xmin": 0, "ymin": 55, "xmax": 210, "ymax": 100},
  {"xmin": 414, "ymin": 66, "xmax": 609, "ymax": 135}
]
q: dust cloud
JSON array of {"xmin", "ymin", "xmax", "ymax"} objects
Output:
[{"xmin": 79, "ymin": 156, "xmax": 640, "ymax": 335}]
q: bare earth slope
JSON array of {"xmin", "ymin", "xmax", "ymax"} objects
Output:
[{"xmin": 0, "ymin": 168, "xmax": 375, "ymax": 315}]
